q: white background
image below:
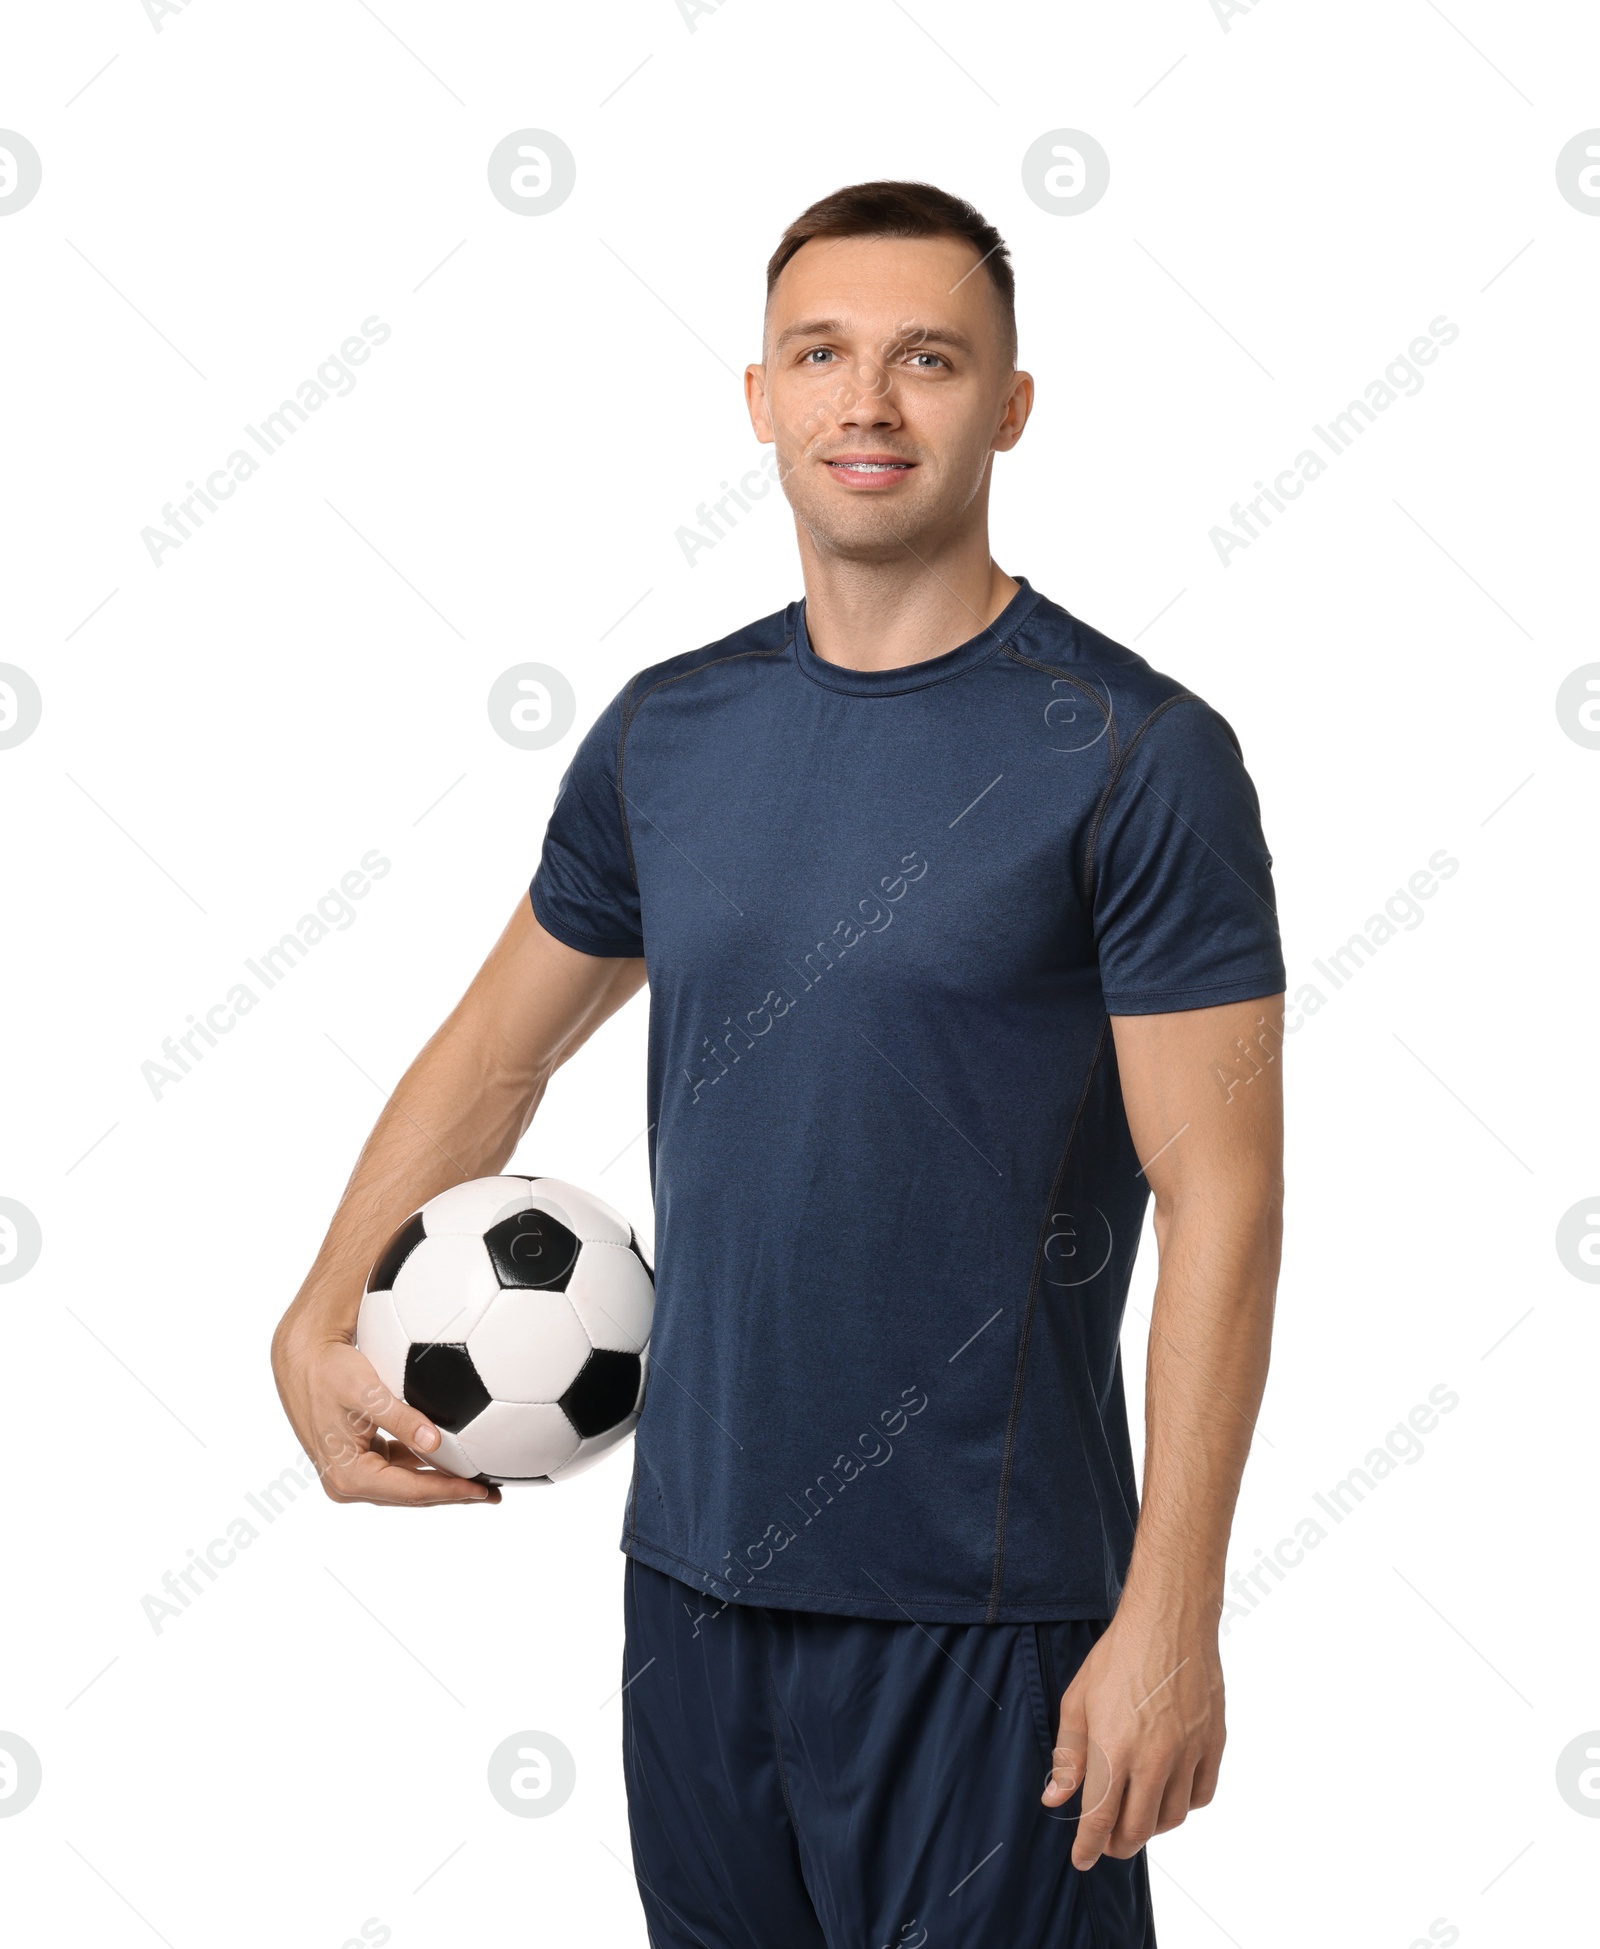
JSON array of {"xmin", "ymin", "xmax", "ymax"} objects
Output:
[{"xmin": 2, "ymin": 1, "xmax": 1597, "ymax": 1944}]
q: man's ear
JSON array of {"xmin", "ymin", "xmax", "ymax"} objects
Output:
[
  {"xmin": 993, "ymin": 371, "xmax": 1035, "ymax": 454},
  {"xmin": 745, "ymin": 362, "xmax": 774, "ymax": 443}
]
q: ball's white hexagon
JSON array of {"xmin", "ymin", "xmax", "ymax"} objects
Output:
[
  {"xmin": 548, "ymin": 1417, "xmax": 637, "ymax": 1482},
  {"xmin": 459, "ymin": 1399, "xmax": 582, "ymax": 1479},
  {"xmin": 421, "ymin": 1176, "xmax": 534, "ymax": 1236},
  {"xmin": 535, "ymin": 1176, "xmax": 631, "ymax": 1246},
  {"xmin": 428, "ymin": 1425, "xmax": 477, "ymax": 1478},
  {"xmin": 565, "ymin": 1242, "xmax": 654, "ymax": 1352},
  {"xmin": 467, "ymin": 1289, "xmax": 592, "ymax": 1401},
  {"xmin": 392, "ymin": 1234, "xmax": 503, "ymax": 1341},
  {"xmin": 516, "ymin": 1186, "xmax": 581, "ymax": 1240},
  {"xmin": 354, "ymin": 1288, "xmax": 409, "ymax": 1397}
]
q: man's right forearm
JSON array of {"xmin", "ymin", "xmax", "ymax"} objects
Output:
[
  {"xmin": 268, "ymin": 899, "xmax": 647, "ymax": 1503},
  {"xmin": 274, "ymin": 1009, "xmax": 549, "ymax": 1353},
  {"xmin": 273, "ymin": 899, "xmax": 648, "ymax": 1359}
]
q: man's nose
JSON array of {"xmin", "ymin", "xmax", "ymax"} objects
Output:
[{"xmin": 834, "ymin": 366, "xmax": 901, "ymax": 427}]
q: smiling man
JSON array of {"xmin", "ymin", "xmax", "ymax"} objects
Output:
[{"xmin": 273, "ymin": 181, "xmax": 1285, "ymax": 1949}]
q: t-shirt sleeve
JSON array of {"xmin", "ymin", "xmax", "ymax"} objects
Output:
[
  {"xmin": 529, "ymin": 682, "xmax": 646, "ymax": 958},
  {"xmin": 1089, "ymin": 693, "xmax": 1285, "ymax": 1014}
]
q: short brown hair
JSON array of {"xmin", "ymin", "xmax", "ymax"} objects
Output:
[{"xmin": 765, "ymin": 180, "xmax": 1016, "ymax": 362}]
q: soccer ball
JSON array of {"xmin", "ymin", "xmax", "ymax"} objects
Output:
[{"xmin": 355, "ymin": 1176, "xmax": 653, "ymax": 1485}]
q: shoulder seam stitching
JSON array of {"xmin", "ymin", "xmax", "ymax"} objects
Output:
[
  {"xmin": 1080, "ymin": 691, "xmax": 1197, "ymax": 903},
  {"xmin": 614, "ymin": 645, "xmax": 789, "ymax": 890},
  {"xmin": 999, "ymin": 647, "xmax": 1120, "ymax": 765}
]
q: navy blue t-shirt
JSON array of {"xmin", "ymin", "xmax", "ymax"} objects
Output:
[{"xmin": 530, "ymin": 577, "xmax": 1284, "ymax": 1623}]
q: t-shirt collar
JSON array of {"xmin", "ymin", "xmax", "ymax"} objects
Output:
[{"xmin": 787, "ymin": 575, "xmax": 1043, "ymax": 696}]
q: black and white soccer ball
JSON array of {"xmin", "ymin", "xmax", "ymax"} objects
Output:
[{"xmin": 355, "ymin": 1176, "xmax": 653, "ymax": 1485}]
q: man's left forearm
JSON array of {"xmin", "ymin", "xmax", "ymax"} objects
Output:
[
  {"xmin": 1041, "ymin": 997, "xmax": 1284, "ymax": 1862},
  {"xmin": 1120, "ymin": 1178, "xmax": 1282, "ymax": 1621}
]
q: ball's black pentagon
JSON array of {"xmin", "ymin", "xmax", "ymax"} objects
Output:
[
  {"xmin": 403, "ymin": 1342, "xmax": 491, "ymax": 1433},
  {"xmin": 627, "ymin": 1227, "xmax": 654, "ymax": 1282},
  {"xmin": 559, "ymin": 1348, "xmax": 641, "ymax": 1437},
  {"xmin": 368, "ymin": 1211, "xmax": 426, "ymax": 1292},
  {"xmin": 483, "ymin": 1208, "xmax": 579, "ymax": 1291}
]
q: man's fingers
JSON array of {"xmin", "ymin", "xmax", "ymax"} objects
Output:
[
  {"xmin": 324, "ymin": 1446, "xmax": 501, "ymax": 1506},
  {"xmin": 1151, "ymin": 1755, "xmax": 1201, "ymax": 1837},
  {"xmin": 1188, "ymin": 1742, "xmax": 1223, "ymax": 1809},
  {"xmin": 372, "ymin": 1434, "xmax": 433, "ymax": 1473},
  {"xmin": 307, "ymin": 1341, "xmax": 444, "ymax": 1466},
  {"xmin": 346, "ymin": 1373, "xmax": 443, "ymax": 1462},
  {"xmin": 1046, "ymin": 1735, "xmax": 1085, "ymax": 1791},
  {"xmin": 1044, "ymin": 1674, "xmax": 1124, "ymax": 1866},
  {"xmin": 1043, "ymin": 1682, "xmax": 1090, "ymax": 1804},
  {"xmin": 1106, "ymin": 1765, "xmax": 1170, "ymax": 1858},
  {"xmin": 1042, "ymin": 1730, "xmax": 1088, "ymax": 1807},
  {"xmin": 1034, "ymin": 1623, "xmax": 1228, "ymax": 1863},
  {"xmin": 1069, "ymin": 1740, "xmax": 1123, "ymax": 1871},
  {"xmin": 282, "ymin": 1340, "xmax": 497, "ymax": 1506}
]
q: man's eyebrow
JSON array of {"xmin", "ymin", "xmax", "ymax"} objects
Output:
[
  {"xmin": 895, "ymin": 325, "xmax": 975, "ymax": 356},
  {"xmin": 773, "ymin": 316, "xmax": 846, "ymax": 348},
  {"xmin": 772, "ymin": 317, "xmax": 976, "ymax": 357}
]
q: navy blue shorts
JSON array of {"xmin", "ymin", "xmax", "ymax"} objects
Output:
[{"xmin": 620, "ymin": 1556, "xmax": 1156, "ymax": 1948}]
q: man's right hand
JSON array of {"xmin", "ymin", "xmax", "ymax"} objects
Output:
[
  {"xmin": 272, "ymin": 1325, "xmax": 501, "ymax": 1506},
  {"xmin": 266, "ymin": 899, "xmax": 646, "ymax": 1506}
]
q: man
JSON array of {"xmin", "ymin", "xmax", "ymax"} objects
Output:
[{"xmin": 273, "ymin": 180, "xmax": 1285, "ymax": 1948}]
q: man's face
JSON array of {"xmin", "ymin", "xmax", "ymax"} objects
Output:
[{"xmin": 746, "ymin": 233, "xmax": 1032, "ymax": 564}]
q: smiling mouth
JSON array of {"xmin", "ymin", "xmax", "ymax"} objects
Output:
[{"xmin": 823, "ymin": 457, "xmax": 916, "ymax": 482}]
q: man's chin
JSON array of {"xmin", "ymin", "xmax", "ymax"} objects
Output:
[{"xmin": 795, "ymin": 502, "xmax": 945, "ymax": 564}]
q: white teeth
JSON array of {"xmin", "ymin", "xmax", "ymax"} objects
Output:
[{"xmin": 834, "ymin": 462, "xmax": 906, "ymax": 473}]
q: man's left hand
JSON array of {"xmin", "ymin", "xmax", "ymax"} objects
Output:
[{"xmin": 1041, "ymin": 1603, "xmax": 1225, "ymax": 1870}]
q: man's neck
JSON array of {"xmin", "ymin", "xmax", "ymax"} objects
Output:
[{"xmin": 797, "ymin": 541, "xmax": 1021, "ymax": 675}]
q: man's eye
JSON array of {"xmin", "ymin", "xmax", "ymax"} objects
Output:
[
  {"xmin": 909, "ymin": 353, "xmax": 944, "ymax": 368},
  {"xmin": 804, "ymin": 347, "xmax": 835, "ymax": 364}
]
